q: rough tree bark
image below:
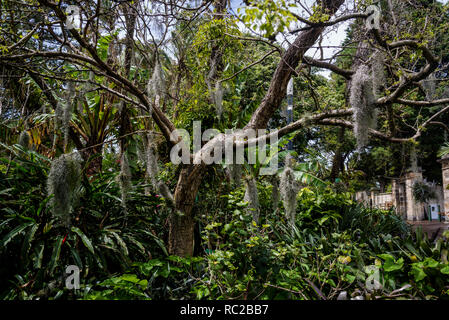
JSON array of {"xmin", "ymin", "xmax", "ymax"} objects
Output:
[
  {"xmin": 168, "ymin": 0, "xmax": 227, "ymax": 256},
  {"xmin": 169, "ymin": 164, "xmax": 206, "ymax": 256},
  {"xmin": 330, "ymin": 127, "xmax": 345, "ymax": 181}
]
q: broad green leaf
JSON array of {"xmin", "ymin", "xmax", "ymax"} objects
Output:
[
  {"xmin": 49, "ymin": 236, "xmax": 64, "ymax": 273},
  {"xmin": 110, "ymin": 231, "xmax": 129, "ymax": 256},
  {"xmin": 71, "ymin": 227, "xmax": 95, "ymax": 254},
  {"xmin": 410, "ymin": 265, "xmax": 427, "ymax": 282},
  {"xmin": 0, "ymin": 222, "xmax": 34, "ymax": 248},
  {"xmin": 34, "ymin": 243, "xmax": 44, "ymax": 269},
  {"xmin": 379, "ymin": 254, "xmax": 404, "ymax": 272},
  {"xmin": 21, "ymin": 223, "xmax": 38, "ymax": 258}
]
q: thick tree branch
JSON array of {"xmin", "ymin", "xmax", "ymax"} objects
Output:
[
  {"xmin": 302, "ymin": 56, "xmax": 354, "ymax": 79},
  {"xmin": 396, "ymin": 98, "xmax": 449, "ymax": 107},
  {"xmin": 318, "ymin": 104, "xmax": 449, "ymax": 142},
  {"xmin": 245, "ymin": 0, "xmax": 344, "ymax": 130},
  {"xmin": 372, "ymin": 29, "xmax": 440, "ymax": 105},
  {"xmin": 317, "ymin": 118, "xmax": 410, "ymax": 142},
  {"xmin": 8, "ymin": 23, "xmax": 42, "ymax": 51},
  {"xmin": 37, "ymin": 0, "xmax": 177, "ymax": 145},
  {"xmin": 290, "ymin": 12, "xmax": 368, "ymax": 33}
]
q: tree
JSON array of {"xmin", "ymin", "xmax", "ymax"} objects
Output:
[{"xmin": 1, "ymin": 0, "xmax": 449, "ymax": 257}]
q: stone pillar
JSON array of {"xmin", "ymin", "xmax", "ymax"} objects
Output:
[
  {"xmin": 370, "ymin": 188, "xmax": 379, "ymax": 208},
  {"xmin": 404, "ymin": 170, "xmax": 424, "ymax": 221},
  {"xmin": 439, "ymin": 155, "xmax": 449, "ymax": 222},
  {"xmin": 392, "ymin": 179, "xmax": 399, "ymax": 210}
]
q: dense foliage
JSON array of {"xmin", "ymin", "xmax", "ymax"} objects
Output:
[
  {"xmin": 1, "ymin": 0, "xmax": 449, "ymax": 301},
  {"xmin": 1, "ymin": 146, "xmax": 449, "ymax": 300}
]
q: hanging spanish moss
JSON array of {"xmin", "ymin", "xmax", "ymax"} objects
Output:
[
  {"xmin": 244, "ymin": 176, "xmax": 259, "ymax": 223},
  {"xmin": 350, "ymin": 64, "xmax": 378, "ymax": 151},
  {"xmin": 145, "ymin": 132, "xmax": 159, "ymax": 194},
  {"xmin": 279, "ymin": 154, "xmax": 299, "ymax": 228},
  {"xmin": 372, "ymin": 50, "xmax": 385, "ymax": 98},
  {"xmin": 214, "ymin": 81, "xmax": 223, "ymax": 119},
  {"xmin": 147, "ymin": 60, "xmax": 165, "ymax": 103},
  {"xmin": 47, "ymin": 153, "xmax": 82, "ymax": 228},
  {"xmin": 118, "ymin": 153, "xmax": 132, "ymax": 213},
  {"xmin": 18, "ymin": 130, "xmax": 31, "ymax": 149}
]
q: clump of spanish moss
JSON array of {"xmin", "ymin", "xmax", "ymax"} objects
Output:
[
  {"xmin": 279, "ymin": 154, "xmax": 299, "ymax": 228},
  {"xmin": 214, "ymin": 81, "xmax": 223, "ymax": 119},
  {"xmin": 54, "ymin": 103, "xmax": 64, "ymax": 127},
  {"xmin": 145, "ymin": 133, "xmax": 159, "ymax": 194},
  {"xmin": 372, "ymin": 50, "xmax": 385, "ymax": 98},
  {"xmin": 47, "ymin": 153, "xmax": 82, "ymax": 228},
  {"xmin": 147, "ymin": 60, "xmax": 165, "ymax": 102},
  {"xmin": 59, "ymin": 82, "xmax": 76, "ymax": 151},
  {"xmin": 244, "ymin": 176, "xmax": 259, "ymax": 223},
  {"xmin": 350, "ymin": 64, "xmax": 378, "ymax": 151},
  {"xmin": 52, "ymin": 100, "xmax": 72, "ymax": 151},
  {"xmin": 18, "ymin": 130, "xmax": 31, "ymax": 149},
  {"xmin": 118, "ymin": 153, "xmax": 132, "ymax": 213}
]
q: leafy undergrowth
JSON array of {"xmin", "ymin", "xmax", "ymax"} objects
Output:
[
  {"xmin": 82, "ymin": 225, "xmax": 449, "ymax": 300},
  {"xmin": 1, "ymin": 146, "xmax": 449, "ymax": 300}
]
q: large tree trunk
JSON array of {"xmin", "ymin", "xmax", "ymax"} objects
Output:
[
  {"xmin": 168, "ymin": 164, "xmax": 205, "ymax": 256},
  {"xmin": 168, "ymin": 0, "xmax": 227, "ymax": 256}
]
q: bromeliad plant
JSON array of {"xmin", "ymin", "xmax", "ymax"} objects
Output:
[{"xmin": 0, "ymin": 144, "xmax": 167, "ymax": 300}]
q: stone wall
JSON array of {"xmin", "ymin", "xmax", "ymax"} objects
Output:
[
  {"xmin": 355, "ymin": 168, "xmax": 445, "ymax": 221},
  {"xmin": 440, "ymin": 156, "xmax": 449, "ymax": 218},
  {"xmin": 355, "ymin": 190, "xmax": 392, "ymax": 210}
]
